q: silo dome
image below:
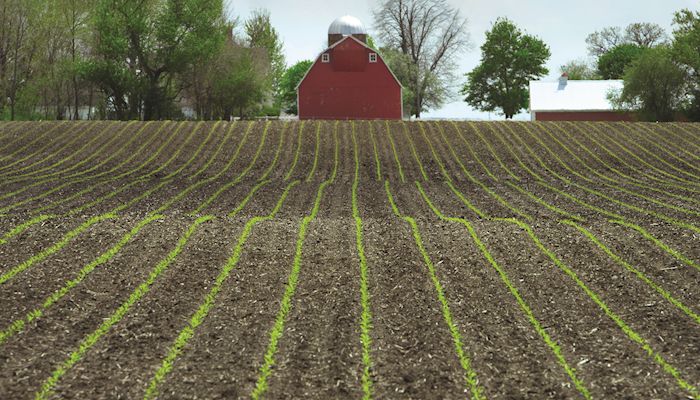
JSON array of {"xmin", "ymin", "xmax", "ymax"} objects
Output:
[{"xmin": 328, "ymin": 15, "xmax": 367, "ymax": 35}]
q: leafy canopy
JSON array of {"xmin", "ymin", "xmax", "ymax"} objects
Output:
[
  {"xmin": 245, "ymin": 9, "xmax": 286, "ymax": 106},
  {"xmin": 462, "ymin": 18, "xmax": 550, "ymax": 119},
  {"xmin": 672, "ymin": 8, "xmax": 700, "ymax": 120},
  {"xmin": 611, "ymin": 46, "xmax": 687, "ymax": 122},
  {"xmin": 278, "ymin": 60, "xmax": 312, "ymax": 115},
  {"xmin": 83, "ymin": 0, "xmax": 225, "ymax": 120},
  {"xmin": 597, "ymin": 43, "xmax": 647, "ymax": 80}
]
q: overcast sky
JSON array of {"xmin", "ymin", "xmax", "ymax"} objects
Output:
[{"xmin": 227, "ymin": 0, "xmax": 697, "ymax": 120}]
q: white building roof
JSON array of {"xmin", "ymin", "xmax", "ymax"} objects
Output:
[
  {"xmin": 529, "ymin": 79, "xmax": 623, "ymax": 112},
  {"xmin": 328, "ymin": 15, "xmax": 367, "ymax": 35}
]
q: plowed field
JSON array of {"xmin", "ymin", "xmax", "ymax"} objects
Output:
[{"xmin": 0, "ymin": 120, "xmax": 698, "ymax": 399}]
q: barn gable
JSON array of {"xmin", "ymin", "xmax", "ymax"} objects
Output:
[
  {"xmin": 297, "ymin": 35, "xmax": 402, "ymax": 90},
  {"xmin": 297, "ymin": 34, "xmax": 403, "ymax": 120}
]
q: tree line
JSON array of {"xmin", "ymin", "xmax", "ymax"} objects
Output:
[
  {"xmin": 1, "ymin": 0, "xmax": 698, "ymax": 121},
  {"xmin": 0, "ymin": 0, "xmax": 284, "ymax": 121},
  {"xmin": 462, "ymin": 10, "xmax": 700, "ymax": 122}
]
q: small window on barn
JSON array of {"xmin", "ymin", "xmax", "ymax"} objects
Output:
[
  {"xmin": 322, "ymin": 53, "xmax": 330, "ymax": 63},
  {"xmin": 369, "ymin": 53, "xmax": 377, "ymax": 63}
]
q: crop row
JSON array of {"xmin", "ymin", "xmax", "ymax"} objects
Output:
[{"xmin": 0, "ymin": 120, "xmax": 698, "ymax": 398}]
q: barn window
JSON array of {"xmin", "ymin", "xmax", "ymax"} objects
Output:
[
  {"xmin": 322, "ymin": 53, "xmax": 330, "ymax": 63},
  {"xmin": 369, "ymin": 53, "xmax": 377, "ymax": 63}
]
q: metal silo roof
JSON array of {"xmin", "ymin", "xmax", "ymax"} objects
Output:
[{"xmin": 328, "ymin": 15, "xmax": 367, "ymax": 35}]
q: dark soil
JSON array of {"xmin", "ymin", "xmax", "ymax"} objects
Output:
[{"xmin": 0, "ymin": 121, "xmax": 698, "ymax": 399}]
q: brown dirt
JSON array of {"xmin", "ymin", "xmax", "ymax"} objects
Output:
[{"xmin": 0, "ymin": 120, "xmax": 698, "ymax": 399}]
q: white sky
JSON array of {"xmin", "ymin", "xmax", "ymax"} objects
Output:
[{"xmin": 227, "ymin": 0, "xmax": 697, "ymax": 120}]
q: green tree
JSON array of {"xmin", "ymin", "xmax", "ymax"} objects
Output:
[
  {"xmin": 278, "ymin": 60, "xmax": 312, "ymax": 115},
  {"xmin": 212, "ymin": 45, "xmax": 266, "ymax": 119},
  {"xmin": 83, "ymin": 0, "xmax": 225, "ymax": 120},
  {"xmin": 1, "ymin": 0, "xmax": 42, "ymax": 120},
  {"xmin": 611, "ymin": 46, "xmax": 687, "ymax": 122},
  {"xmin": 560, "ymin": 59, "xmax": 599, "ymax": 80},
  {"xmin": 462, "ymin": 18, "xmax": 550, "ymax": 119},
  {"xmin": 597, "ymin": 43, "xmax": 647, "ymax": 79},
  {"xmin": 672, "ymin": 8, "xmax": 700, "ymax": 120},
  {"xmin": 244, "ymin": 9, "xmax": 285, "ymax": 111}
]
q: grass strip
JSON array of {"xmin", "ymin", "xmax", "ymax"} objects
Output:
[
  {"xmin": 386, "ymin": 180, "xmax": 487, "ymax": 400},
  {"xmin": 0, "ymin": 214, "xmax": 55, "ymax": 246},
  {"xmin": 503, "ymin": 123, "xmax": 700, "ymax": 233},
  {"xmin": 0, "ymin": 122, "xmax": 183, "ymax": 213},
  {"xmin": 418, "ymin": 122, "xmax": 452, "ymax": 182},
  {"xmin": 0, "ymin": 214, "xmax": 162, "ymax": 346},
  {"xmin": 499, "ymin": 122, "xmax": 572, "ymax": 184},
  {"xmin": 0, "ymin": 121, "xmax": 168, "ymax": 205},
  {"xmin": 144, "ymin": 181, "xmax": 300, "ymax": 400},
  {"xmin": 192, "ymin": 121, "xmax": 270, "ymax": 214},
  {"xmin": 585, "ymin": 122, "xmax": 699, "ymax": 188},
  {"xmin": 284, "ymin": 120, "xmax": 304, "ymax": 181},
  {"xmin": 0, "ymin": 122, "xmax": 69, "ymax": 172},
  {"xmin": 485, "ymin": 123, "xmax": 546, "ymax": 182},
  {"xmin": 602, "ymin": 122, "xmax": 700, "ymax": 182},
  {"xmin": 522, "ymin": 122, "xmax": 700, "ymax": 216},
  {"xmin": 35, "ymin": 215, "xmax": 212, "ymax": 400},
  {"xmin": 570, "ymin": 121, "xmax": 699, "ymax": 194},
  {"xmin": 227, "ymin": 180, "xmax": 271, "ymax": 217},
  {"xmin": 2, "ymin": 121, "xmax": 136, "ymax": 184},
  {"xmin": 0, "ymin": 213, "xmax": 116, "ymax": 285},
  {"xmin": 305, "ymin": 120, "xmax": 322, "ymax": 181},
  {"xmin": 667, "ymin": 123, "xmax": 700, "ymax": 153},
  {"xmin": 609, "ymin": 219, "xmax": 699, "ymax": 272},
  {"xmin": 435, "ymin": 123, "xmax": 532, "ymax": 221},
  {"xmin": 250, "ymin": 125, "xmax": 339, "ymax": 399},
  {"xmin": 452, "ymin": 122, "xmax": 501, "ymax": 181},
  {"xmin": 385, "ymin": 120, "xmax": 406, "ymax": 183},
  {"xmin": 351, "ymin": 122, "xmax": 375, "ymax": 399},
  {"xmin": 504, "ymin": 180, "xmax": 584, "ymax": 221},
  {"xmin": 502, "ymin": 217, "xmax": 699, "ymax": 398},
  {"xmin": 463, "ymin": 122, "xmax": 520, "ymax": 181},
  {"xmin": 400, "ymin": 121, "xmax": 429, "ymax": 181},
  {"xmin": 0, "ymin": 121, "xmax": 70, "ymax": 172},
  {"xmin": 0, "ymin": 121, "xmax": 31, "ymax": 154},
  {"xmin": 259, "ymin": 121, "xmax": 289, "ymax": 181},
  {"xmin": 544, "ymin": 122, "xmax": 700, "ymax": 206},
  {"xmin": 632, "ymin": 124, "xmax": 700, "ymax": 171},
  {"xmin": 368, "ymin": 121, "xmax": 382, "ymax": 181},
  {"xmin": 561, "ymin": 220, "xmax": 700, "ymax": 325},
  {"xmin": 1, "ymin": 121, "xmax": 99, "ymax": 178}
]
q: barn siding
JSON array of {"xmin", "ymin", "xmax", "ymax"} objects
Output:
[{"xmin": 298, "ymin": 37, "xmax": 402, "ymax": 120}]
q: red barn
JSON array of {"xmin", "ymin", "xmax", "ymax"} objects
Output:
[{"xmin": 297, "ymin": 16, "xmax": 403, "ymax": 120}]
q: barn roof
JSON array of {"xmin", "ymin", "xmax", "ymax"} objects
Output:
[
  {"xmin": 296, "ymin": 35, "xmax": 403, "ymax": 90},
  {"xmin": 529, "ymin": 79, "xmax": 623, "ymax": 112}
]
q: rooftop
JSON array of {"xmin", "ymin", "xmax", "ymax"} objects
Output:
[{"xmin": 529, "ymin": 79, "xmax": 623, "ymax": 112}]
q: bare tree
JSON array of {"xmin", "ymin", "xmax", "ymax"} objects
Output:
[
  {"xmin": 624, "ymin": 22, "xmax": 667, "ymax": 47},
  {"xmin": 374, "ymin": 0, "xmax": 469, "ymax": 118},
  {"xmin": 587, "ymin": 23, "xmax": 667, "ymax": 57},
  {"xmin": 586, "ymin": 26, "xmax": 624, "ymax": 57}
]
